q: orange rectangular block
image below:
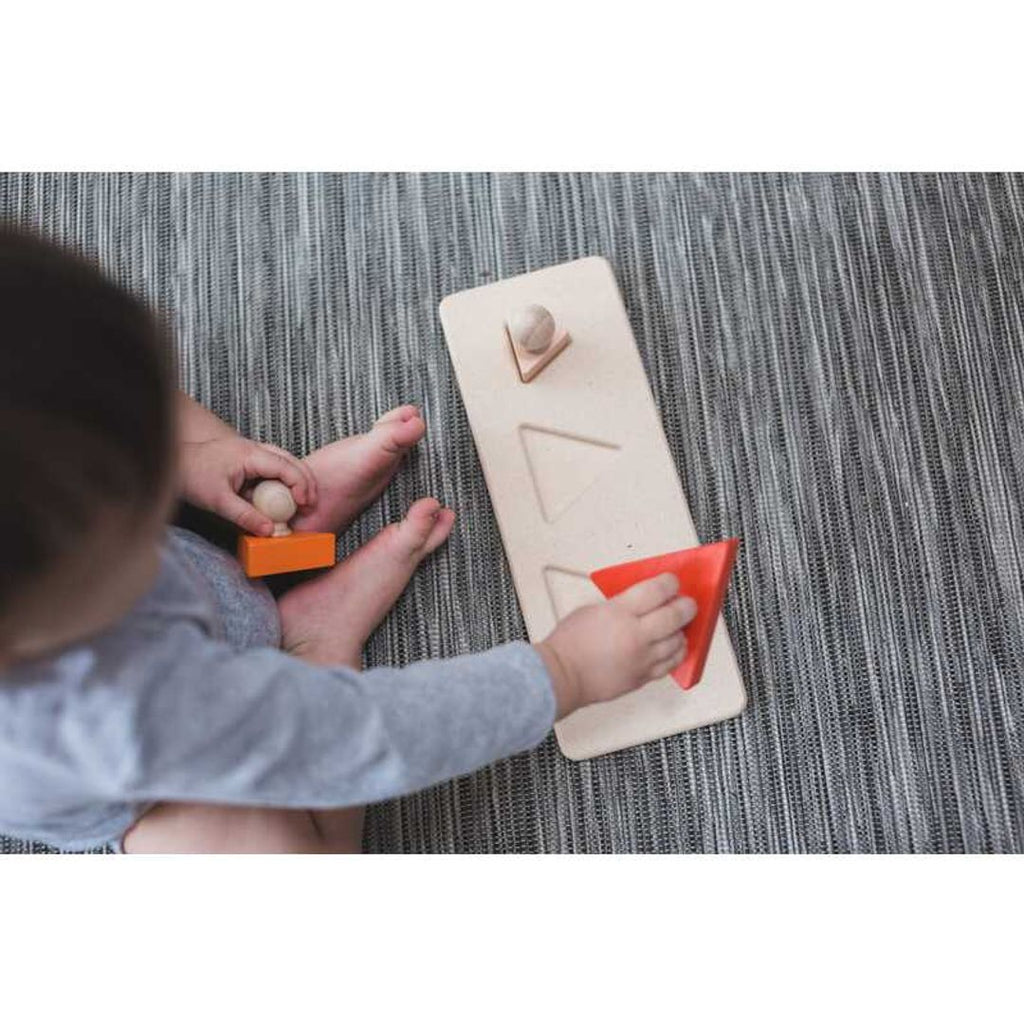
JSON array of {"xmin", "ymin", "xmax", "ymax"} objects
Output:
[{"xmin": 237, "ymin": 532, "xmax": 336, "ymax": 578}]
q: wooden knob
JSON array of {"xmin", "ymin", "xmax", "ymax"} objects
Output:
[
  {"xmin": 252, "ymin": 480, "xmax": 296, "ymax": 536},
  {"xmin": 507, "ymin": 304, "xmax": 556, "ymax": 354}
]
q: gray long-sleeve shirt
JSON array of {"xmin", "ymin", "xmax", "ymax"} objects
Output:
[{"xmin": 0, "ymin": 529, "xmax": 555, "ymax": 850}]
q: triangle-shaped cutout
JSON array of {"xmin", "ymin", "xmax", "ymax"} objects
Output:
[
  {"xmin": 542, "ymin": 566, "xmax": 603, "ymax": 620},
  {"xmin": 590, "ymin": 539, "xmax": 740, "ymax": 691},
  {"xmin": 520, "ymin": 425, "xmax": 620, "ymax": 523}
]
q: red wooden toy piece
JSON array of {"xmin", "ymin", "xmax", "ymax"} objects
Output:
[{"xmin": 590, "ymin": 538, "xmax": 740, "ymax": 691}]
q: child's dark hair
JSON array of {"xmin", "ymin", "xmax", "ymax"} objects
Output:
[{"xmin": 0, "ymin": 227, "xmax": 175, "ymax": 612}]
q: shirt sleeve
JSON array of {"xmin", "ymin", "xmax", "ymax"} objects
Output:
[{"xmin": 67, "ymin": 621, "xmax": 556, "ymax": 808}]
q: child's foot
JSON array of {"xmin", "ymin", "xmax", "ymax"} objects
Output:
[
  {"xmin": 291, "ymin": 406, "xmax": 426, "ymax": 534},
  {"xmin": 278, "ymin": 497, "xmax": 456, "ymax": 669}
]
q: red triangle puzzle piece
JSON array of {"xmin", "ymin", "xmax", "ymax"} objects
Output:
[{"xmin": 590, "ymin": 539, "xmax": 740, "ymax": 692}]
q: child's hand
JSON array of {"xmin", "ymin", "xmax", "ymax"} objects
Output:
[
  {"xmin": 535, "ymin": 573, "xmax": 697, "ymax": 719},
  {"xmin": 180, "ymin": 436, "xmax": 318, "ymax": 536}
]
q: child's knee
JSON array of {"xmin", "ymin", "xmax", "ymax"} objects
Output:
[{"xmin": 122, "ymin": 802, "xmax": 331, "ymax": 854}]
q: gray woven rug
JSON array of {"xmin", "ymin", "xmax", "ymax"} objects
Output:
[{"xmin": 1, "ymin": 173, "xmax": 1021, "ymax": 854}]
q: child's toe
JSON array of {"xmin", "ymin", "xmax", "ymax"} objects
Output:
[
  {"xmin": 422, "ymin": 508, "xmax": 456, "ymax": 554},
  {"xmin": 395, "ymin": 497, "xmax": 442, "ymax": 552},
  {"xmin": 376, "ymin": 415, "xmax": 426, "ymax": 455},
  {"xmin": 375, "ymin": 404, "xmax": 420, "ymax": 426}
]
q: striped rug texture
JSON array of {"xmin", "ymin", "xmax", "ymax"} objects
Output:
[{"xmin": 1, "ymin": 173, "xmax": 1021, "ymax": 854}]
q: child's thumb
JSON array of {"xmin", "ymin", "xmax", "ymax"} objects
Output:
[{"xmin": 220, "ymin": 492, "xmax": 274, "ymax": 536}]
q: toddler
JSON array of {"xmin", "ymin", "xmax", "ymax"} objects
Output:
[{"xmin": 0, "ymin": 229, "xmax": 696, "ymax": 853}]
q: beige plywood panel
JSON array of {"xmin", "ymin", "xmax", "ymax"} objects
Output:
[{"xmin": 440, "ymin": 257, "xmax": 746, "ymax": 759}]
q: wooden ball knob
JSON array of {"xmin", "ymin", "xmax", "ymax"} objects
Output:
[
  {"xmin": 507, "ymin": 304, "xmax": 556, "ymax": 355},
  {"xmin": 252, "ymin": 479, "xmax": 296, "ymax": 536}
]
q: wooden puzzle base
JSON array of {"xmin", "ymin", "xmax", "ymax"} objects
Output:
[{"xmin": 440, "ymin": 256, "xmax": 747, "ymax": 760}]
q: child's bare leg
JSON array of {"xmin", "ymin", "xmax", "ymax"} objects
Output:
[
  {"xmin": 308, "ymin": 806, "xmax": 365, "ymax": 853},
  {"xmin": 292, "ymin": 405, "xmax": 426, "ymax": 535},
  {"xmin": 124, "ymin": 498, "xmax": 454, "ymax": 854},
  {"xmin": 278, "ymin": 496, "xmax": 453, "ymax": 845},
  {"xmin": 278, "ymin": 496, "xmax": 455, "ymax": 667},
  {"xmin": 122, "ymin": 802, "xmax": 357, "ymax": 853}
]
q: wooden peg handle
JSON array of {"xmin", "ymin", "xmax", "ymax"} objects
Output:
[{"xmin": 251, "ymin": 479, "xmax": 296, "ymax": 536}]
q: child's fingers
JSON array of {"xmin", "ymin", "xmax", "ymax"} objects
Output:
[
  {"xmin": 255, "ymin": 444, "xmax": 316, "ymax": 502},
  {"xmin": 612, "ymin": 573, "xmax": 680, "ymax": 615},
  {"xmin": 649, "ymin": 648, "xmax": 687, "ymax": 680},
  {"xmin": 650, "ymin": 633, "xmax": 686, "ymax": 665},
  {"xmin": 218, "ymin": 491, "xmax": 274, "ymax": 536},
  {"xmin": 245, "ymin": 447, "xmax": 314, "ymax": 506},
  {"xmin": 258, "ymin": 443, "xmax": 318, "ymax": 505},
  {"xmin": 641, "ymin": 596, "xmax": 698, "ymax": 640}
]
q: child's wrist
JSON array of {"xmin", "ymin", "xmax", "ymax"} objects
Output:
[
  {"xmin": 176, "ymin": 393, "xmax": 240, "ymax": 444},
  {"xmin": 535, "ymin": 640, "xmax": 581, "ymax": 720}
]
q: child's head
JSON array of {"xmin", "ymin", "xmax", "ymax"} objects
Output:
[{"xmin": 0, "ymin": 228, "xmax": 177, "ymax": 660}]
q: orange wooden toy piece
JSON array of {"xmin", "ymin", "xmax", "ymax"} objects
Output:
[
  {"xmin": 590, "ymin": 539, "xmax": 740, "ymax": 691},
  {"xmin": 237, "ymin": 479, "xmax": 336, "ymax": 578},
  {"xmin": 238, "ymin": 532, "xmax": 336, "ymax": 578}
]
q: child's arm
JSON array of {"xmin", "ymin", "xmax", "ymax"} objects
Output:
[
  {"xmin": 65, "ymin": 629, "xmax": 558, "ymax": 809},
  {"xmin": 176, "ymin": 392, "xmax": 318, "ymax": 536},
  {"xmin": 288, "ymin": 573, "xmax": 694, "ymax": 721},
  {"xmin": 37, "ymin": 578, "xmax": 692, "ymax": 811}
]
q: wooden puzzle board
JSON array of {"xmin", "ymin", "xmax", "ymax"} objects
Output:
[{"xmin": 440, "ymin": 257, "xmax": 746, "ymax": 759}]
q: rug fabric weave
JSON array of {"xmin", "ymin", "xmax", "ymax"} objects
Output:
[{"xmin": 0, "ymin": 173, "xmax": 1021, "ymax": 854}]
